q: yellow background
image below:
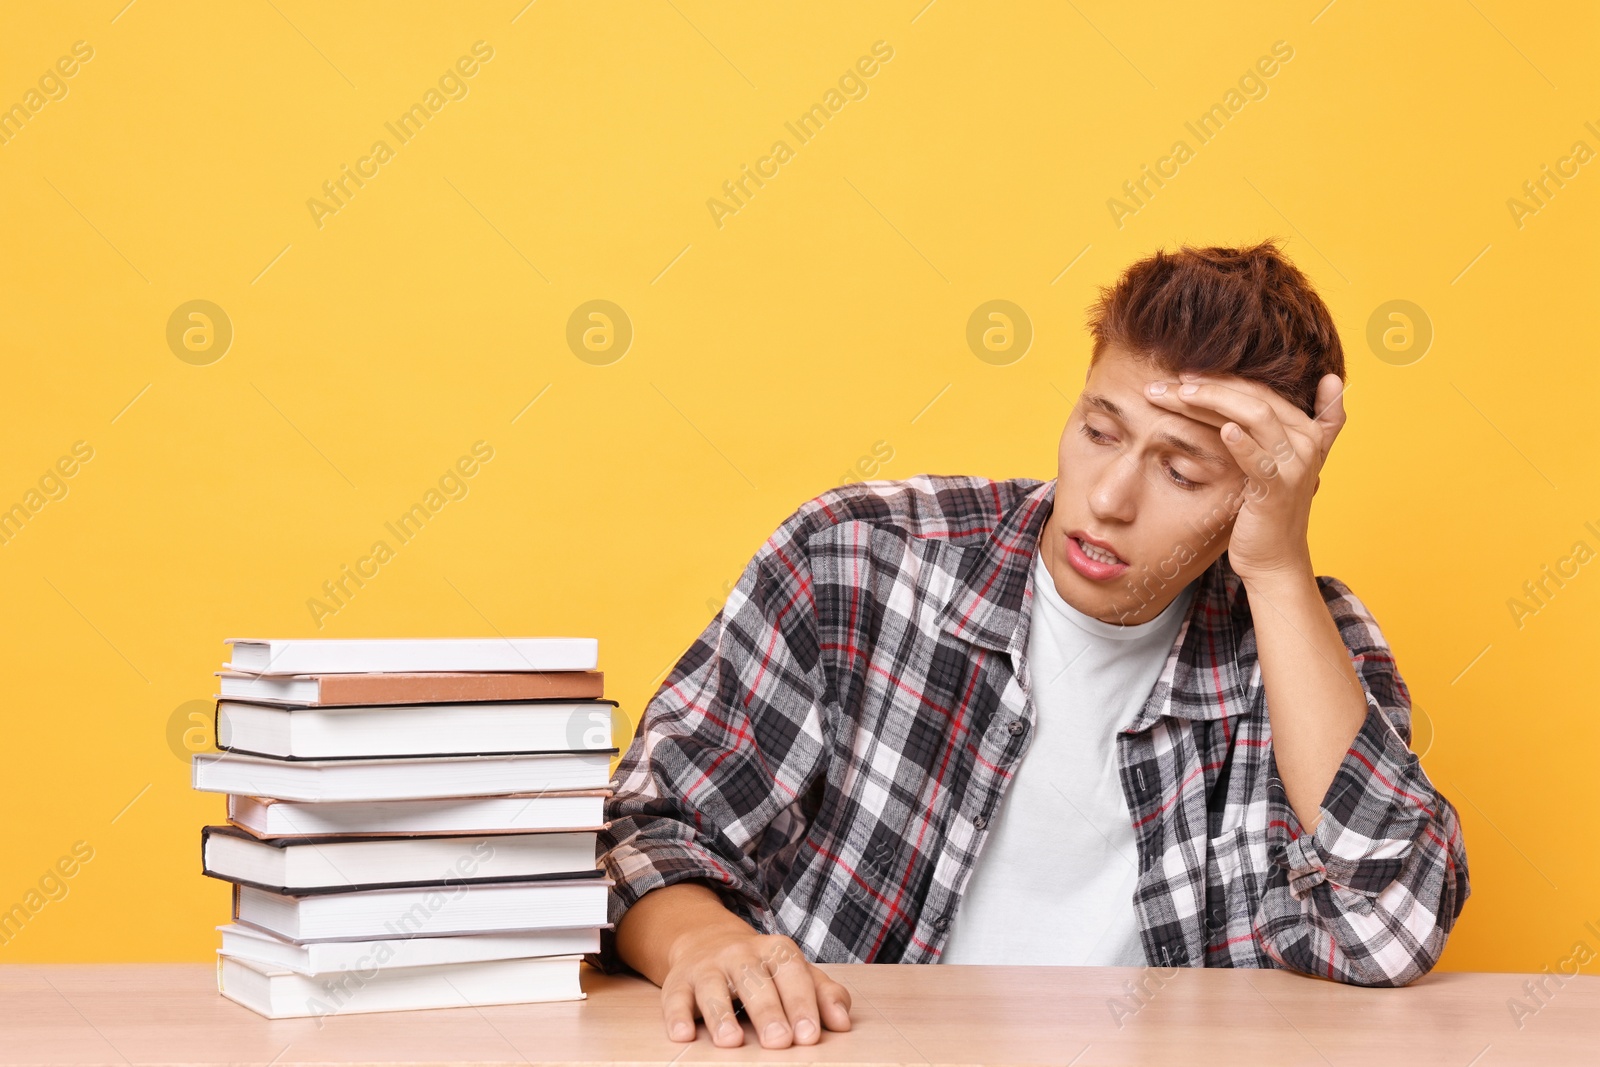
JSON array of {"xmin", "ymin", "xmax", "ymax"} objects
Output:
[{"xmin": 1, "ymin": 0, "xmax": 1595, "ymax": 977}]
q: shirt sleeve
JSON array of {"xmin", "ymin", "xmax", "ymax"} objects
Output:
[
  {"xmin": 588, "ymin": 499, "xmax": 834, "ymax": 974},
  {"xmin": 1255, "ymin": 575, "xmax": 1471, "ymax": 987}
]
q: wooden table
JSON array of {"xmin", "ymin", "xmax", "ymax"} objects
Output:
[{"xmin": 3, "ymin": 962, "xmax": 1594, "ymax": 1065}]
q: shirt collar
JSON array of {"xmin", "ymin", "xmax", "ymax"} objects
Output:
[
  {"xmin": 935, "ymin": 478, "xmax": 1056, "ymax": 655},
  {"xmin": 937, "ymin": 477, "xmax": 1250, "ymax": 724}
]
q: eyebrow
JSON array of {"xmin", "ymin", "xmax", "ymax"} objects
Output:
[{"xmin": 1081, "ymin": 393, "xmax": 1232, "ymax": 467}]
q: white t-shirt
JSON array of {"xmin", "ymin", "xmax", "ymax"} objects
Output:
[{"xmin": 941, "ymin": 548, "xmax": 1195, "ymax": 965}]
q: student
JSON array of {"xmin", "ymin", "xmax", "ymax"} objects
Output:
[{"xmin": 594, "ymin": 240, "xmax": 1471, "ymax": 1047}]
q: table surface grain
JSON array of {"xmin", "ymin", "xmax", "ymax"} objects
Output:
[{"xmin": 2, "ymin": 962, "xmax": 1594, "ymax": 1066}]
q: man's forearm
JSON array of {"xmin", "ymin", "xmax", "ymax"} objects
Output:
[
  {"xmin": 1244, "ymin": 568, "xmax": 1370, "ymax": 833},
  {"xmin": 614, "ymin": 881, "xmax": 760, "ymax": 985}
]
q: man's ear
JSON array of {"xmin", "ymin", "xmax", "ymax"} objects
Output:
[{"xmin": 1313, "ymin": 474, "xmax": 1321, "ymax": 496}]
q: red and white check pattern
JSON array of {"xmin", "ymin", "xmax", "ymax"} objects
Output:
[{"xmin": 596, "ymin": 475, "xmax": 1469, "ymax": 986}]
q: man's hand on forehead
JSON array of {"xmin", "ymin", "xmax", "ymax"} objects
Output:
[
  {"xmin": 1145, "ymin": 371, "xmax": 1344, "ymax": 470},
  {"xmin": 1141, "ymin": 369, "xmax": 1346, "ymax": 583}
]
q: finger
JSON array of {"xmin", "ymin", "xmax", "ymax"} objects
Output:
[
  {"xmin": 693, "ymin": 973, "xmax": 744, "ymax": 1047},
  {"xmin": 1180, "ymin": 371, "xmax": 1319, "ymax": 435},
  {"xmin": 813, "ymin": 968, "xmax": 854, "ymax": 1032},
  {"xmin": 1258, "ymin": 422, "xmax": 1316, "ymax": 471},
  {"xmin": 661, "ymin": 979, "xmax": 700, "ymax": 1043},
  {"xmin": 1311, "ymin": 373, "xmax": 1348, "ymax": 460},
  {"xmin": 1186, "ymin": 371, "xmax": 1344, "ymax": 468},
  {"xmin": 1281, "ymin": 424, "xmax": 1323, "ymax": 470},
  {"xmin": 729, "ymin": 955, "xmax": 794, "ymax": 1048},
  {"xmin": 1149, "ymin": 380, "xmax": 1292, "ymax": 464},
  {"xmin": 763, "ymin": 943, "xmax": 822, "ymax": 1044},
  {"xmin": 1180, "ymin": 375, "xmax": 1328, "ymax": 469},
  {"xmin": 1155, "ymin": 378, "xmax": 1281, "ymax": 437},
  {"xmin": 1219, "ymin": 422, "xmax": 1278, "ymax": 498}
]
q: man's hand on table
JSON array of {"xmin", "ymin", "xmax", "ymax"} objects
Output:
[
  {"xmin": 662, "ymin": 925, "xmax": 852, "ymax": 1048},
  {"xmin": 613, "ymin": 881, "xmax": 853, "ymax": 1048}
]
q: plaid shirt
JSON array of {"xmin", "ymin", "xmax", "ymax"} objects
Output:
[{"xmin": 596, "ymin": 475, "xmax": 1470, "ymax": 986}]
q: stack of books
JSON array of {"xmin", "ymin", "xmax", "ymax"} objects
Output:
[{"xmin": 192, "ymin": 637, "xmax": 618, "ymax": 1020}]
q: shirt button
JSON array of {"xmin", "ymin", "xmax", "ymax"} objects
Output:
[
  {"xmin": 972, "ymin": 814, "xmax": 987, "ymax": 831},
  {"xmin": 933, "ymin": 917, "xmax": 950, "ymax": 933},
  {"xmin": 1007, "ymin": 719, "xmax": 1026, "ymax": 736}
]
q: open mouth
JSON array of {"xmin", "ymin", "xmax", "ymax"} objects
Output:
[{"xmin": 1073, "ymin": 536, "xmax": 1124, "ymax": 566}]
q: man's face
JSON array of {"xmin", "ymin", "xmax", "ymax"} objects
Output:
[{"xmin": 1040, "ymin": 346, "xmax": 1251, "ymax": 624}]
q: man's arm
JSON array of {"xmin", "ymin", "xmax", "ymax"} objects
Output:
[
  {"xmin": 595, "ymin": 496, "xmax": 851, "ymax": 1046},
  {"xmin": 1251, "ymin": 574, "xmax": 1471, "ymax": 986},
  {"xmin": 1244, "ymin": 567, "xmax": 1369, "ymax": 833},
  {"xmin": 1146, "ymin": 371, "xmax": 1469, "ymax": 984}
]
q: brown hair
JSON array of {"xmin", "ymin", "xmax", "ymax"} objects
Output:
[{"xmin": 1086, "ymin": 238, "xmax": 1344, "ymax": 417}]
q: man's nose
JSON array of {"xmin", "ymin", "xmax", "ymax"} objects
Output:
[{"xmin": 1089, "ymin": 453, "xmax": 1141, "ymax": 522}]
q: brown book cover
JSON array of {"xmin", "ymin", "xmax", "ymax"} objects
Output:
[
  {"xmin": 222, "ymin": 816, "xmax": 612, "ymax": 841},
  {"xmin": 216, "ymin": 670, "xmax": 604, "ymax": 706}
]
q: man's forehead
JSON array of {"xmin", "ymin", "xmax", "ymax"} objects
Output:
[{"xmin": 1078, "ymin": 390, "xmax": 1234, "ymax": 469}]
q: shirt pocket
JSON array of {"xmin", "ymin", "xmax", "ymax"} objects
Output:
[{"xmin": 1202, "ymin": 824, "xmax": 1269, "ymax": 962}]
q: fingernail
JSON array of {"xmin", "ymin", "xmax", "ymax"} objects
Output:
[
  {"xmin": 671, "ymin": 1022, "xmax": 693, "ymax": 1041},
  {"xmin": 1147, "ymin": 381, "xmax": 1167, "ymax": 395},
  {"xmin": 1179, "ymin": 383, "xmax": 1198, "ymax": 396},
  {"xmin": 719, "ymin": 1021, "xmax": 741, "ymax": 1041},
  {"xmin": 795, "ymin": 1019, "xmax": 818, "ymax": 1041},
  {"xmin": 764, "ymin": 1021, "xmax": 791, "ymax": 1044},
  {"xmin": 1224, "ymin": 424, "xmax": 1242, "ymax": 442}
]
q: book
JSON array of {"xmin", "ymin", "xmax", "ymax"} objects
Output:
[
  {"xmin": 196, "ymin": 633, "xmax": 615, "ymax": 1020},
  {"xmin": 227, "ymin": 791, "xmax": 608, "ymax": 838},
  {"xmin": 201, "ymin": 824, "xmax": 601, "ymax": 893},
  {"xmin": 215, "ymin": 698, "xmax": 619, "ymax": 759},
  {"xmin": 193, "ymin": 750, "xmax": 614, "ymax": 802},
  {"xmin": 224, "ymin": 637, "xmax": 598, "ymax": 675},
  {"xmin": 216, "ymin": 669, "xmax": 605, "ymax": 706},
  {"xmin": 215, "ymin": 922, "xmax": 601, "ymax": 975},
  {"xmin": 233, "ymin": 879, "xmax": 611, "ymax": 941},
  {"xmin": 217, "ymin": 952, "xmax": 584, "ymax": 1019}
]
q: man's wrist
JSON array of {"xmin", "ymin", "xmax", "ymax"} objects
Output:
[
  {"xmin": 1240, "ymin": 561, "xmax": 1318, "ymax": 602},
  {"xmin": 661, "ymin": 883, "xmax": 758, "ymax": 969}
]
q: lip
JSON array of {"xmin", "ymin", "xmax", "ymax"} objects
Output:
[
  {"xmin": 1069, "ymin": 530, "xmax": 1124, "ymax": 559},
  {"xmin": 1064, "ymin": 529, "xmax": 1130, "ymax": 581}
]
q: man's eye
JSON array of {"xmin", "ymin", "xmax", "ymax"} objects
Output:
[
  {"xmin": 1165, "ymin": 463, "xmax": 1203, "ymax": 490},
  {"xmin": 1082, "ymin": 424, "xmax": 1203, "ymax": 489}
]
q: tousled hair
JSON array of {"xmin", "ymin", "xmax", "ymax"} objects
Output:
[{"xmin": 1086, "ymin": 238, "xmax": 1344, "ymax": 417}]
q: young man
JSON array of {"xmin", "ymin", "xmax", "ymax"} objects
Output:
[{"xmin": 595, "ymin": 240, "xmax": 1471, "ymax": 1048}]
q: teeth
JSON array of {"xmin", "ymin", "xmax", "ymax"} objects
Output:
[{"xmin": 1077, "ymin": 538, "xmax": 1122, "ymax": 565}]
